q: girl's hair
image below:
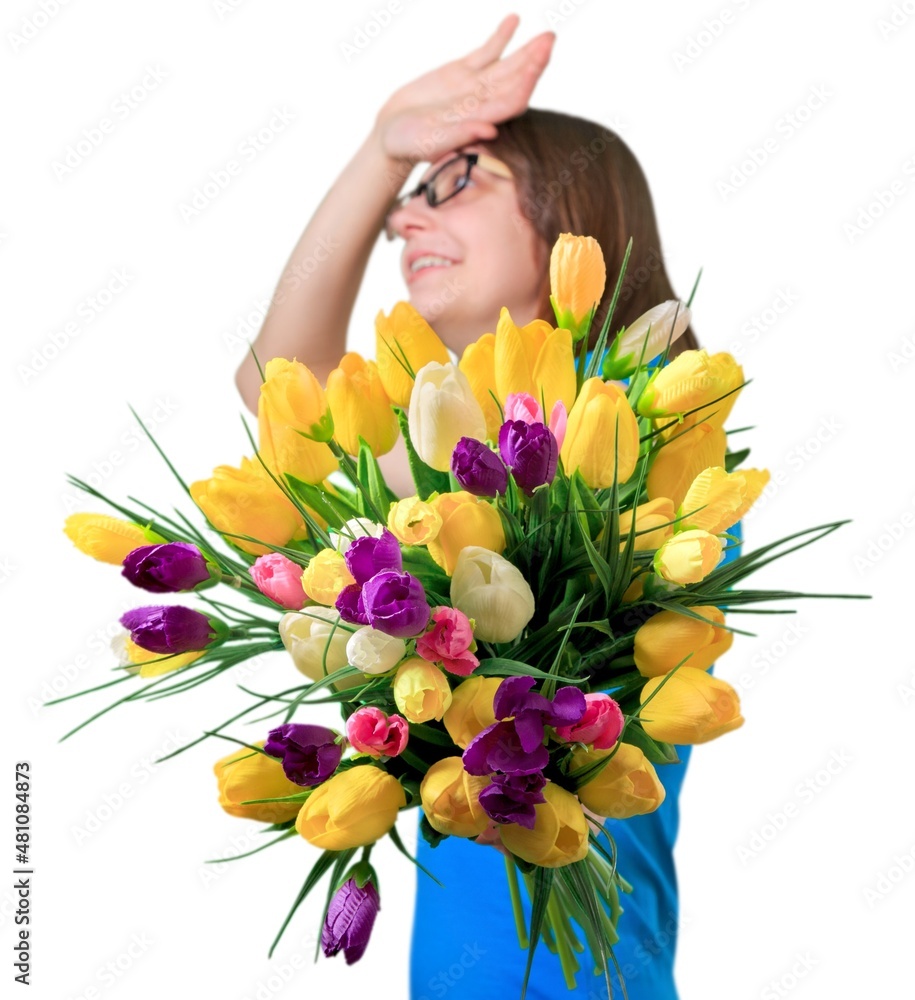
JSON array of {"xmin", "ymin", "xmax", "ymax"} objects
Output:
[{"xmin": 482, "ymin": 108, "xmax": 700, "ymax": 356}]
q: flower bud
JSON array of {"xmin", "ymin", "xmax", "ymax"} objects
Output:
[
  {"xmin": 301, "ymin": 549, "xmax": 356, "ymax": 606},
  {"xmin": 408, "ymin": 362, "xmax": 487, "ymax": 472},
  {"xmin": 249, "ymin": 552, "xmax": 308, "ymax": 610},
  {"xmin": 375, "ymin": 301, "xmax": 451, "ymax": 407},
  {"xmin": 653, "ymin": 530, "xmax": 722, "ymax": 585},
  {"xmin": 572, "ymin": 742, "xmax": 666, "ymax": 818},
  {"xmin": 548, "ymin": 233, "xmax": 607, "ymax": 340},
  {"xmin": 560, "ymin": 378, "xmax": 639, "ymax": 488},
  {"xmin": 634, "ymin": 606, "xmax": 733, "ymax": 678},
  {"xmin": 427, "ymin": 492, "xmax": 505, "ymax": 577},
  {"xmin": 278, "ymin": 607, "xmax": 361, "ymax": 690},
  {"xmin": 259, "ymin": 357, "xmax": 334, "ymax": 441},
  {"xmin": 420, "ymin": 757, "xmax": 491, "ymax": 838},
  {"xmin": 640, "ymin": 667, "xmax": 744, "ymax": 744},
  {"xmin": 392, "ymin": 656, "xmax": 453, "ymax": 723},
  {"xmin": 450, "ymin": 438, "xmax": 508, "ymax": 497},
  {"xmin": 64, "ymin": 513, "xmax": 149, "ymax": 565},
  {"xmin": 386, "ymin": 496, "xmax": 442, "ymax": 547},
  {"xmin": 214, "ymin": 742, "xmax": 304, "ymax": 824},
  {"xmin": 345, "ymin": 626, "xmax": 406, "ymax": 675},
  {"xmin": 326, "ymin": 352, "xmax": 399, "ymax": 457},
  {"xmin": 442, "ymin": 676, "xmax": 503, "ymax": 749},
  {"xmin": 120, "ymin": 605, "xmax": 218, "ymax": 654},
  {"xmin": 345, "ymin": 707, "xmax": 409, "ymax": 758},
  {"xmin": 499, "ymin": 782, "xmax": 589, "ymax": 868},
  {"xmin": 601, "ymin": 300, "xmax": 691, "ymax": 380},
  {"xmin": 450, "ymin": 547, "xmax": 535, "ymax": 643},
  {"xmin": 122, "ymin": 542, "xmax": 210, "ymax": 593},
  {"xmin": 296, "ymin": 766, "xmax": 406, "ymax": 850},
  {"xmin": 264, "ymin": 723, "xmax": 342, "ymax": 786}
]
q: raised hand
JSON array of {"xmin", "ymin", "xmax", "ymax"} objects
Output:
[{"xmin": 376, "ymin": 14, "xmax": 555, "ymax": 167}]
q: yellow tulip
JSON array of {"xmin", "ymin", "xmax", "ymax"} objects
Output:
[
  {"xmin": 387, "ymin": 496, "xmax": 442, "ymax": 547},
  {"xmin": 442, "ymin": 675, "xmax": 503, "ymax": 749},
  {"xmin": 63, "ymin": 513, "xmax": 149, "ymax": 565},
  {"xmin": 638, "ymin": 350, "xmax": 743, "ymax": 429},
  {"xmin": 499, "ymin": 783, "xmax": 589, "ymax": 868},
  {"xmin": 121, "ymin": 636, "xmax": 204, "ymax": 678},
  {"xmin": 549, "ymin": 233, "xmax": 607, "ymax": 338},
  {"xmin": 572, "ymin": 743, "xmax": 666, "ymax": 819},
  {"xmin": 634, "ymin": 606, "xmax": 733, "ymax": 678},
  {"xmin": 458, "ymin": 333, "xmax": 502, "ymax": 442},
  {"xmin": 392, "ymin": 657, "xmax": 453, "ymax": 723},
  {"xmin": 259, "ymin": 357, "xmax": 334, "ymax": 441},
  {"xmin": 325, "ymin": 352, "xmax": 399, "ymax": 457},
  {"xmin": 640, "ymin": 666, "xmax": 744, "ymax": 744},
  {"xmin": 560, "ymin": 378, "xmax": 639, "ymax": 488},
  {"xmin": 647, "ymin": 421, "xmax": 726, "ymax": 508},
  {"xmin": 653, "ymin": 529, "xmax": 722, "ymax": 584},
  {"xmin": 493, "ymin": 308, "xmax": 577, "ymax": 416},
  {"xmin": 190, "ymin": 457, "xmax": 306, "ymax": 557},
  {"xmin": 375, "ymin": 301, "xmax": 451, "ymax": 407},
  {"xmin": 300, "ymin": 549, "xmax": 356, "ymax": 606},
  {"xmin": 420, "ymin": 757, "xmax": 491, "ymax": 838},
  {"xmin": 678, "ymin": 466, "xmax": 770, "ymax": 535},
  {"xmin": 258, "ymin": 399, "xmax": 338, "ymax": 486},
  {"xmin": 617, "ymin": 497, "xmax": 676, "ymax": 552},
  {"xmin": 426, "ymin": 491, "xmax": 506, "ymax": 576},
  {"xmin": 214, "ymin": 742, "xmax": 304, "ymax": 824},
  {"xmin": 296, "ymin": 765, "xmax": 406, "ymax": 850}
]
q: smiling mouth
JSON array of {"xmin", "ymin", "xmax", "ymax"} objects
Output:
[{"xmin": 409, "ymin": 255, "xmax": 456, "ymax": 277}]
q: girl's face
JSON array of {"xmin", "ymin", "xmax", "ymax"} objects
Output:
[{"xmin": 386, "ymin": 147, "xmax": 549, "ymax": 355}]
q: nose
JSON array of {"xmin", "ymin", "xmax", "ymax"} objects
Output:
[{"xmin": 385, "ymin": 194, "xmax": 436, "ymax": 241}]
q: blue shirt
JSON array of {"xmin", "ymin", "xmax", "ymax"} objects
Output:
[{"xmin": 410, "ymin": 520, "xmax": 743, "ymax": 1000}]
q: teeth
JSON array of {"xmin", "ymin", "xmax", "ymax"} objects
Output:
[{"xmin": 410, "ymin": 256, "xmax": 453, "ymax": 273}]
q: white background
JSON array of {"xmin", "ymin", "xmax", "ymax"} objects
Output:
[{"xmin": 3, "ymin": 0, "xmax": 913, "ymax": 997}]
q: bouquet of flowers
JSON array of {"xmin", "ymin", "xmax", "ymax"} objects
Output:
[{"xmin": 59, "ymin": 234, "xmax": 858, "ymax": 997}]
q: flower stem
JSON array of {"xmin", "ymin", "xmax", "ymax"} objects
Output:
[{"xmin": 504, "ymin": 855, "xmax": 529, "ymax": 949}]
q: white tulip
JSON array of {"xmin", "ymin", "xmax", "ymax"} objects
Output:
[
  {"xmin": 603, "ymin": 301, "xmax": 692, "ymax": 379},
  {"xmin": 450, "ymin": 546, "xmax": 536, "ymax": 644},
  {"xmin": 278, "ymin": 607, "xmax": 360, "ymax": 688},
  {"xmin": 346, "ymin": 625, "xmax": 407, "ymax": 675},
  {"xmin": 408, "ymin": 361, "xmax": 487, "ymax": 472}
]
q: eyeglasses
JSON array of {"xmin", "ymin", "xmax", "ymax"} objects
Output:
[{"xmin": 384, "ymin": 151, "xmax": 512, "ymax": 241}]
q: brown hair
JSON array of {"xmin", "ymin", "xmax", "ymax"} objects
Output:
[{"xmin": 482, "ymin": 108, "xmax": 700, "ymax": 356}]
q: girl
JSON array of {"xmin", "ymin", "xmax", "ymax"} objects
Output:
[{"xmin": 237, "ymin": 15, "xmax": 716, "ymax": 998}]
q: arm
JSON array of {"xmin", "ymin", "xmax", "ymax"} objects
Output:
[{"xmin": 235, "ymin": 14, "xmax": 555, "ymax": 413}]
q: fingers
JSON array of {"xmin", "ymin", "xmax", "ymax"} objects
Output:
[
  {"xmin": 486, "ymin": 29, "xmax": 555, "ymax": 83},
  {"xmin": 463, "ymin": 13, "xmax": 520, "ymax": 71}
]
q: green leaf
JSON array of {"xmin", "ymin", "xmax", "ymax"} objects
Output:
[
  {"xmin": 388, "ymin": 823, "xmax": 444, "ymax": 887},
  {"xmin": 475, "ymin": 658, "xmax": 587, "ymax": 685},
  {"xmin": 520, "ymin": 864, "xmax": 554, "ymax": 1000},
  {"xmin": 393, "ymin": 406, "xmax": 450, "ymax": 500},
  {"xmin": 356, "ymin": 439, "xmax": 399, "ymax": 518},
  {"xmin": 620, "ymin": 722, "xmax": 680, "ymax": 765},
  {"xmin": 269, "ymin": 848, "xmax": 352, "ymax": 958},
  {"xmin": 285, "ymin": 475, "xmax": 359, "ymax": 529}
]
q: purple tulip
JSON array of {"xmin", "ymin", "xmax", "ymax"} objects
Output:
[
  {"xmin": 463, "ymin": 676, "xmax": 586, "ymax": 776},
  {"xmin": 344, "ymin": 530, "xmax": 402, "ymax": 586},
  {"xmin": 361, "ymin": 570, "xmax": 431, "ymax": 638},
  {"xmin": 264, "ymin": 723, "xmax": 342, "ymax": 786},
  {"xmin": 450, "ymin": 437, "xmax": 508, "ymax": 497},
  {"xmin": 322, "ymin": 873, "xmax": 381, "ymax": 965},
  {"xmin": 336, "ymin": 583, "xmax": 370, "ymax": 626},
  {"xmin": 478, "ymin": 772, "xmax": 547, "ymax": 829},
  {"xmin": 498, "ymin": 420, "xmax": 558, "ymax": 496},
  {"xmin": 120, "ymin": 605, "xmax": 217, "ymax": 654},
  {"xmin": 122, "ymin": 542, "xmax": 211, "ymax": 593}
]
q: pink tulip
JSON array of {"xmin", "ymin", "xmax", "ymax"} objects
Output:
[
  {"xmin": 504, "ymin": 392, "xmax": 543, "ymax": 424},
  {"xmin": 345, "ymin": 707, "xmax": 409, "ymax": 758},
  {"xmin": 416, "ymin": 606, "xmax": 479, "ymax": 677},
  {"xmin": 504, "ymin": 393, "xmax": 566, "ymax": 450},
  {"xmin": 249, "ymin": 552, "xmax": 308, "ymax": 610},
  {"xmin": 553, "ymin": 693, "xmax": 624, "ymax": 750}
]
